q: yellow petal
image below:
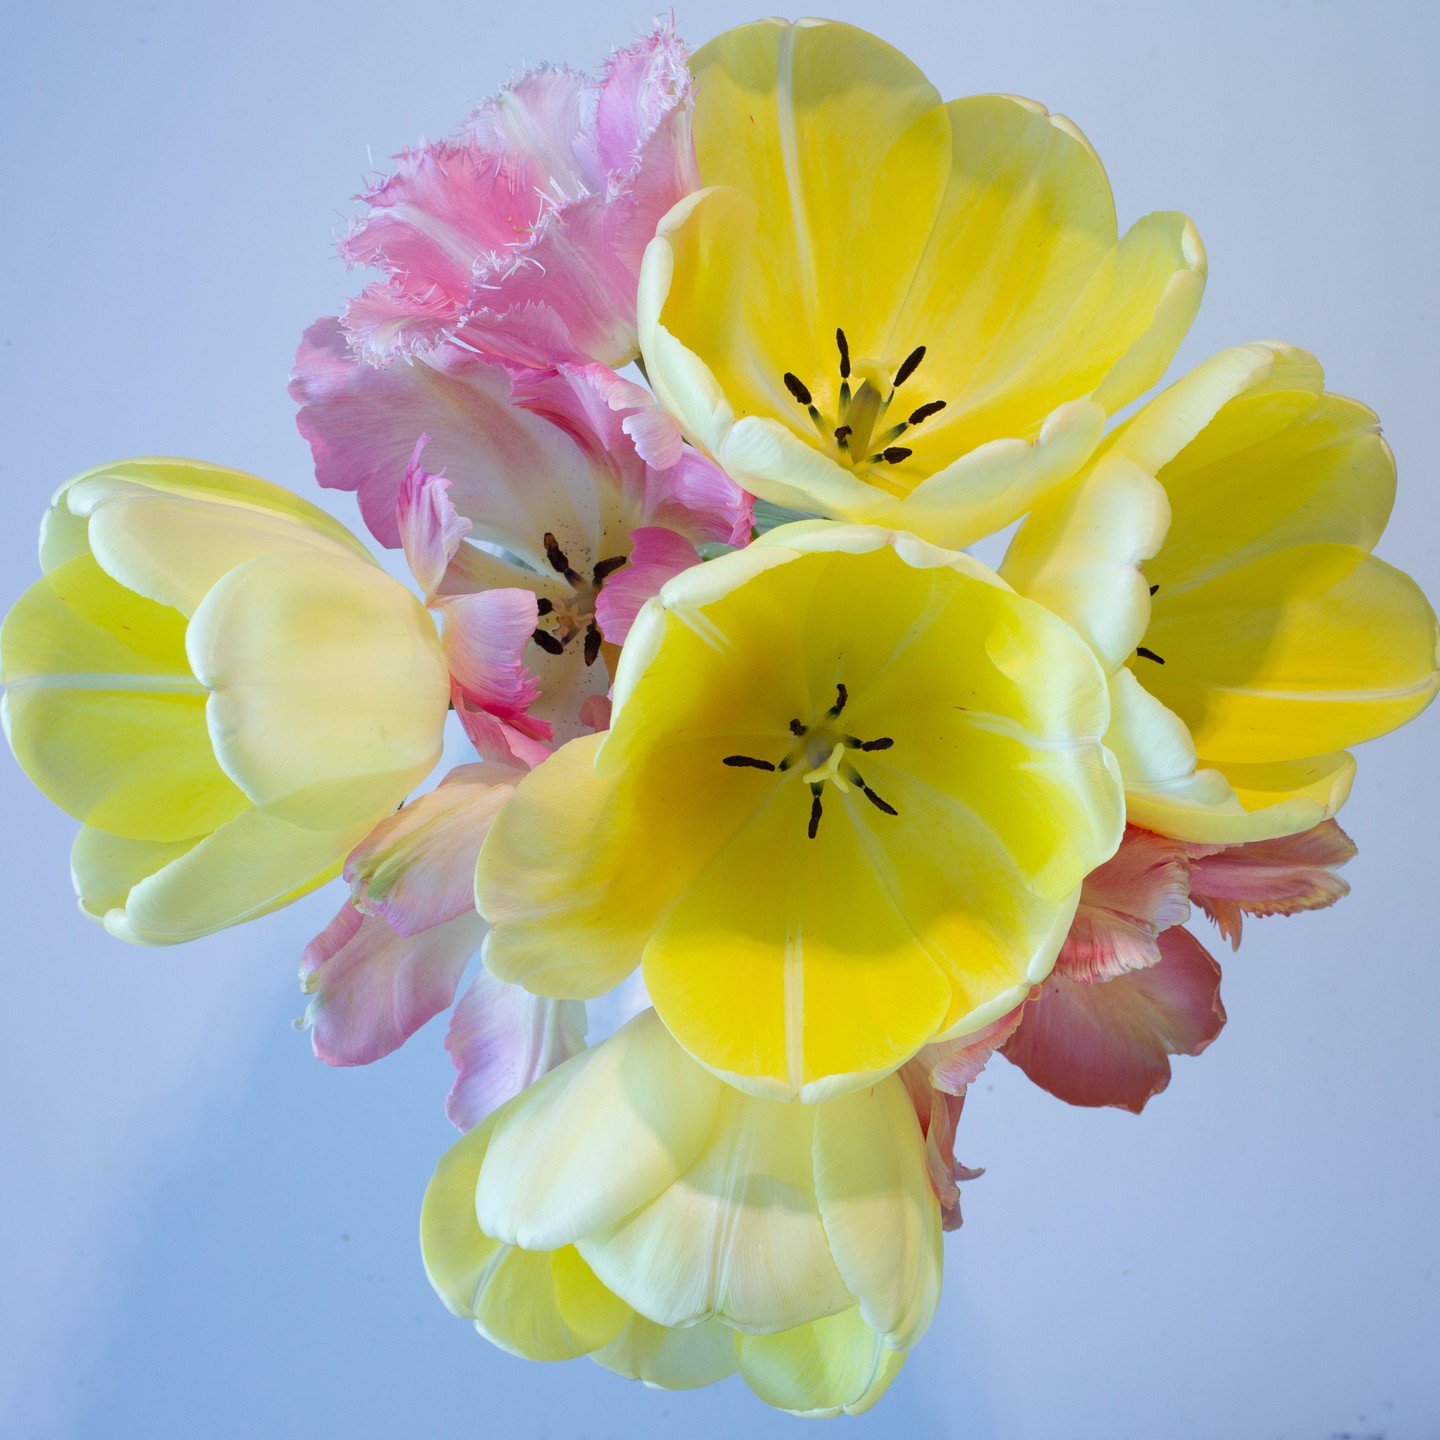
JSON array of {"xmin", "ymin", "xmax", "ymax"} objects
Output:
[
  {"xmin": 74, "ymin": 805, "xmax": 369, "ymax": 944},
  {"xmin": 812, "ymin": 1077, "xmax": 942, "ymax": 1349},
  {"xmin": 420, "ymin": 1116, "xmax": 627, "ymax": 1362},
  {"xmin": 734, "ymin": 1307, "xmax": 904, "ymax": 1418},
  {"xmin": 475, "ymin": 1011, "xmax": 722, "ymax": 1252},
  {"xmin": 591, "ymin": 1314, "xmax": 738, "ymax": 1391},
  {"xmin": 1142, "ymin": 546, "xmax": 1439, "ymax": 763},
  {"xmin": 579, "ymin": 1081, "xmax": 853, "ymax": 1333},
  {"xmin": 1, "ymin": 554, "xmax": 246, "ymax": 842},
  {"xmin": 1107, "ymin": 669, "xmax": 1356, "ymax": 843},
  {"xmin": 188, "ymin": 549, "xmax": 448, "ymax": 830},
  {"xmin": 40, "ymin": 456, "xmax": 372, "ymax": 573},
  {"xmin": 690, "ymin": 18, "xmax": 946, "ymax": 373},
  {"xmin": 1000, "ymin": 455, "xmax": 1170, "ymax": 673}
]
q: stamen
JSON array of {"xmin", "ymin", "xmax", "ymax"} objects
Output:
[
  {"xmin": 789, "ymin": 718, "xmax": 808, "ymax": 737},
  {"xmin": 908, "ymin": 399, "xmax": 946, "ymax": 425},
  {"xmin": 846, "ymin": 767, "xmax": 899, "ymax": 816},
  {"xmin": 1135, "ymin": 646, "xmax": 1166, "ymax": 665},
  {"xmin": 807, "ymin": 786, "xmax": 824, "ymax": 840},
  {"xmin": 828, "ymin": 683, "xmax": 848, "ymax": 717},
  {"xmin": 592, "ymin": 555, "xmax": 628, "ymax": 585},
  {"xmin": 893, "ymin": 346, "xmax": 926, "ymax": 387},
  {"xmin": 783, "ymin": 372, "xmax": 813, "ymax": 406},
  {"xmin": 835, "ymin": 328, "xmax": 851, "ymax": 379},
  {"xmin": 846, "ymin": 735, "xmax": 893, "ymax": 751},
  {"xmin": 1149, "ymin": 583, "xmax": 1160, "ymax": 596},
  {"xmin": 542, "ymin": 531, "xmax": 581, "ymax": 583},
  {"xmin": 869, "ymin": 446, "xmax": 912, "ymax": 466},
  {"xmin": 834, "ymin": 424, "xmax": 852, "ymax": 452},
  {"xmin": 535, "ymin": 597, "xmax": 554, "ymax": 616},
  {"xmin": 724, "ymin": 754, "xmax": 777, "ymax": 771},
  {"xmin": 583, "ymin": 623, "xmax": 602, "ymax": 667},
  {"xmin": 532, "ymin": 628, "xmax": 565, "ymax": 656}
]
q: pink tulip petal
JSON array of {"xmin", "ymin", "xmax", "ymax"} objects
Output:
[
  {"xmin": 444, "ymin": 970, "xmax": 588, "ymax": 1131},
  {"xmin": 1058, "ymin": 826, "xmax": 1192, "ymax": 982},
  {"xmin": 291, "ymin": 318, "xmax": 598, "ymax": 557},
  {"xmin": 335, "ymin": 24, "xmax": 696, "ymax": 370},
  {"xmin": 437, "ymin": 589, "xmax": 545, "ymax": 727},
  {"xmin": 925, "ymin": 1006, "xmax": 1026, "ymax": 1095},
  {"xmin": 593, "ymin": 526, "xmax": 699, "ymax": 645},
  {"xmin": 300, "ymin": 904, "xmax": 483, "ymax": 1067},
  {"xmin": 899, "ymin": 1065, "xmax": 983, "ymax": 1232},
  {"xmin": 1003, "ymin": 927, "xmax": 1226, "ymax": 1113},
  {"xmin": 578, "ymin": 692, "xmax": 613, "ymax": 733},
  {"xmin": 344, "ymin": 763, "xmax": 521, "ymax": 937},
  {"xmin": 511, "ymin": 364, "xmax": 752, "ymax": 547},
  {"xmin": 1187, "ymin": 820, "xmax": 1356, "ymax": 949},
  {"xmin": 396, "ymin": 437, "xmax": 472, "ymax": 601},
  {"xmin": 452, "ymin": 690, "xmax": 554, "ymax": 770}
]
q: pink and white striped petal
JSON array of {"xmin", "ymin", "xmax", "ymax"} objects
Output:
[
  {"xmin": 397, "ymin": 439, "xmax": 471, "ymax": 602},
  {"xmin": 594, "ymin": 527, "xmax": 701, "ymax": 645},
  {"xmin": 300, "ymin": 904, "xmax": 483, "ymax": 1067},
  {"xmin": 444, "ymin": 970, "xmax": 589, "ymax": 1132},
  {"xmin": 1058, "ymin": 825, "xmax": 1192, "ymax": 982},
  {"xmin": 1002, "ymin": 927, "xmax": 1226, "ymax": 1113},
  {"xmin": 345, "ymin": 762, "xmax": 522, "ymax": 938},
  {"xmin": 1187, "ymin": 820, "xmax": 1356, "ymax": 949}
]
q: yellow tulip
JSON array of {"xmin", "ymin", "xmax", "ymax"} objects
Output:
[
  {"xmin": 638, "ymin": 17, "xmax": 1205, "ymax": 549},
  {"xmin": 475, "ymin": 523, "xmax": 1123, "ymax": 1099},
  {"xmin": 1, "ymin": 458, "xmax": 450, "ymax": 942},
  {"xmin": 1001, "ymin": 343, "xmax": 1439, "ymax": 842},
  {"xmin": 421, "ymin": 1009, "xmax": 939, "ymax": 1417}
]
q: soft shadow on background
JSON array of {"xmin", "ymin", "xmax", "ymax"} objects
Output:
[{"xmin": 2, "ymin": 2, "xmax": 1437, "ymax": 1437}]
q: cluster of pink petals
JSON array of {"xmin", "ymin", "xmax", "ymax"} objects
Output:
[
  {"xmin": 905, "ymin": 820, "xmax": 1356, "ymax": 1216},
  {"xmin": 292, "ymin": 324, "xmax": 749, "ymax": 765},
  {"xmin": 337, "ymin": 23, "xmax": 696, "ymax": 370}
]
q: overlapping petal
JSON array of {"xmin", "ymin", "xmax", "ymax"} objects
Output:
[
  {"xmin": 2, "ymin": 460, "xmax": 449, "ymax": 944},
  {"xmin": 1004, "ymin": 342, "xmax": 1439, "ymax": 841},
  {"xmin": 421, "ymin": 1010, "xmax": 939, "ymax": 1414}
]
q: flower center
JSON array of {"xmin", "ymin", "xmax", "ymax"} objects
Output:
[
  {"xmin": 781, "ymin": 328, "xmax": 948, "ymax": 490},
  {"xmin": 721, "ymin": 682, "xmax": 898, "ymax": 839},
  {"xmin": 530, "ymin": 531, "xmax": 627, "ymax": 667}
]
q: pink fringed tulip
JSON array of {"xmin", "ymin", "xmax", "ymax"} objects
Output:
[{"xmin": 337, "ymin": 24, "xmax": 697, "ymax": 370}]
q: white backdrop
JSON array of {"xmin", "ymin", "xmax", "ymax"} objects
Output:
[{"xmin": 2, "ymin": 2, "xmax": 1437, "ymax": 1436}]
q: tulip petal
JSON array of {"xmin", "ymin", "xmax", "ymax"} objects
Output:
[
  {"xmin": 593, "ymin": 526, "xmax": 699, "ymax": 645},
  {"xmin": 579, "ymin": 1082, "xmax": 853, "ymax": 1333},
  {"xmin": 812, "ymin": 1079, "xmax": 942, "ymax": 1349},
  {"xmin": 396, "ymin": 442, "xmax": 472, "ymax": 602},
  {"xmin": 444, "ymin": 970, "xmax": 588, "ymax": 1132},
  {"xmin": 476, "ymin": 1010, "xmax": 722, "ymax": 1253},
  {"xmin": 346, "ymin": 763, "xmax": 520, "ymax": 937},
  {"xmin": 591, "ymin": 1314, "xmax": 738, "ymax": 1390},
  {"xmin": 72, "ymin": 807, "xmax": 372, "ymax": 945},
  {"xmin": 189, "ymin": 549, "xmax": 448, "ymax": 831},
  {"xmin": 300, "ymin": 904, "xmax": 483, "ymax": 1066},
  {"xmin": 420, "ymin": 1117, "xmax": 628, "ymax": 1360},
  {"xmin": 1187, "ymin": 819, "xmax": 1355, "ymax": 948},
  {"xmin": 1003, "ymin": 926, "xmax": 1225, "ymax": 1112},
  {"xmin": 734, "ymin": 1308, "xmax": 904, "ymax": 1418},
  {"xmin": 1057, "ymin": 825, "xmax": 1191, "ymax": 981},
  {"xmin": 2, "ymin": 554, "xmax": 245, "ymax": 842}
]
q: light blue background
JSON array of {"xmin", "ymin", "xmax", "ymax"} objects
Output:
[{"xmin": 2, "ymin": 2, "xmax": 1438, "ymax": 1436}]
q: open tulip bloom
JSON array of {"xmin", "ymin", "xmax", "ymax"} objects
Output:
[{"xmin": 3, "ymin": 14, "xmax": 1436, "ymax": 1419}]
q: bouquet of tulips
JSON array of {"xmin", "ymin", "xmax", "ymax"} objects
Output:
[{"xmin": 4, "ymin": 17, "xmax": 1435, "ymax": 1418}]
